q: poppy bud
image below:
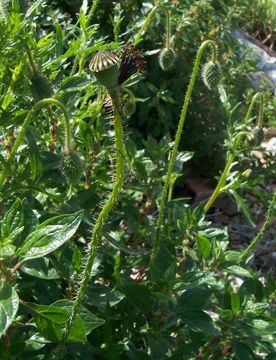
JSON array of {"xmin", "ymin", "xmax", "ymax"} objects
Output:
[
  {"xmin": 61, "ymin": 152, "xmax": 84, "ymax": 185},
  {"xmin": 30, "ymin": 72, "xmax": 53, "ymax": 100},
  {"xmin": 202, "ymin": 61, "xmax": 221, "ymax": 90},
  {"xmin": 89, "ymin": 51, "xmax": 119, "ymax": 91},
  {"xmin": 249, "ymin": 127, "xmax": 264, "ymax": 147},
  {"xmin": 159, "ymin": 48, "xmax": 175, "ymax": 71}
]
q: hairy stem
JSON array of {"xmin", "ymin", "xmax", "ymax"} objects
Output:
[
  {"xmin": 55, "ymin": 88, "xmax": 125, "ymax": 359},
  {"xmin": 133, "ymin": 5, "xmax": 171, "ymax": 47},
  {"xmin": 243, "ymin": 193, "xmax": 275, "ymax": 259},
  {"xmin": 151, "ymin": 40, "xmax": 217, "ymax": 270},
  {"xmin": 0, "ymin": 98, "xmax": 72, "ymax": 190},
  {"xmin": 204, "ymin": 92, "xmax": 264, "ymax": 213}
]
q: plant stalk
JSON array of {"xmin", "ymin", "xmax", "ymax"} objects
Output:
[
  {"xmin": 151, "ymin": 40, "xmax": 217, "ymax": 270},
  {"xmin": 243, "ymin": 193, "xmax": 275, "ymax": 259},
  {"xmin": 204, "ymin": 92, "xmax": 264, "ymax": 213},
  {"xmin": 55, "ymin": 87, "xmax": 125, "ymax": 359},
  {"xmin": 133, "ymin": 5, "xmax": 171, "ymax": 47},
  {"xmin": 0, "ymin": 98, "xmax": 72, "ymax": 190}
]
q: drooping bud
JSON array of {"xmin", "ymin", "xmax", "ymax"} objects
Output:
[
  {"xmin": 201, "ymin": 61, "xmax": 221, "ymax": 90},
  {"xmin": 30, "ymin": 72, "xmax": 53, "ymax": 100},
  {"xmin": 159, "ymin": 48, "xmax": 176, "ymax": 71},
  {"xmin": 89, "ymin": 51, "xmax": 119, "ymax": 90},
  {"xmin": 61, "ymin": 152, "xmax": 84, "ymax": 185},
  {"xmin": 249, "ymin": 127, "xmax": 265, "ymax": 147}
]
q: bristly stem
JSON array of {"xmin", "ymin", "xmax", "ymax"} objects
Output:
[
  {"xmin": 204, "ymin": 92, "xmax": 264, "ymax": 213},
  {"xmin": 0, "ymin": 98, "xmax": 72, "ymax": 190},
  {"xmin": 150, "ymin": 40, "xmax": 217, "ymax": 272},
  {"xmin": 55, "ymin": 88, "xmax": 125, "ymax": 359},
  {"xmin": 242, "ymin": 192, "xmax": 275, "ymax": 259},
  {"xmin": 133, "ymin": 5, "xmax": 171, "ymax": 47}
]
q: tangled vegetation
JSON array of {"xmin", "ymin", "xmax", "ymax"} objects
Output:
[{"xmin": 0, "ymin": 1, "xmax": 275, "ymax": 359}]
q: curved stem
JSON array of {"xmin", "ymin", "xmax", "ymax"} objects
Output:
[
  {"xmin": 245, "ymin": 92, "xmax": 264, "ymax": 127},
  {"xmin": 55, "ymin": 88, "xmax": 125, "ymax": 359},
  {"xmin": 204, "ymin": 92, "xmax": 264, "ymax": 213},
  {"xmin": 133, "ymin": 5, "xmax": 171, "ymax": 47},
  {"xmin": 0, "ymin": 98, "xmax": 72, "ymax": 190},
  {"xmin": 243, "ymin": 193, "xmax": 276, "ymax": 259},
  {"xmin": 150, "ymin": 40, "xmax": 217, "ymax": 270},
  {"xmin": 25, "ymin": 43, "xmax": 37, "ymax": 74},
  {"xmin": 87, "ymin": 0, "xmax": 101, "ymax": 24}
]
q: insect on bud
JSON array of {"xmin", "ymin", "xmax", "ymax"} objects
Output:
[
  {"xmin": 202, "ymin": 61, "xmax": 221, "ymax": 90},
  {"xmin": 61, "ymin": 152, "xmax": 84, "ymax": 185},
  {"xmin": 89, "ymin": 51, "xmax": 119, "ymax": 91},
  {"xmin": 159, "ymin": 48, "xmax": 176, "ymax": 71}
]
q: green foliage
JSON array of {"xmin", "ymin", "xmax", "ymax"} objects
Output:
[{"xmin": 0, "ymin": 1, "xmax": 275, "ymax": 359}]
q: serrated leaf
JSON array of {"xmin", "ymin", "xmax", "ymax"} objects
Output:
[
  {"xmin": 229, "ymin": 190, "xmax": 255, "ymax": 226},
  {"xmin": 196, "ymin": 235, "xmax": 211, "ymax": 260},
  {"xmin": 52, "ymin": 300, "xmax": 105, "ymax": 335},
  {"xmin": 25, "ymin": 302, "xmax": 86, "ymax": 343},
  {"xmin": 0, "ymin": 281, "xmax": 19, "ymax": 336},
  {"xmin": 17, "ymin": 211, "xmax": 83, "ymax": 261}
]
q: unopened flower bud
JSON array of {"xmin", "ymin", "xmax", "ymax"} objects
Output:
[
  {"xmin": 89, "ymin": 51, "xmax": 119, "ymax": 91},
  {"xmin": 202, "ymin": 61, "xmax": 221, "ymax": 89},
  {"xmin": 159, "ymin": 47, "xmax": 176, "ymax": 71}
]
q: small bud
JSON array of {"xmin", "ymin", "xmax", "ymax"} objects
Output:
[
  {"xmin": 202, "ymin": 61, "xmax": 221, "ymax": 89},
  {"xmin": 61, "ymin": 152, "xmax": 84, "ymax": 185},
  {"xmin": 30, "ymin": 72, "xmax": 53, "ymax": 100},
  {"xmin": 89, "ymin": 51, "xmax": 119, "ymax": 90},
  {"xmin": 242, "ymin": 169, "xmax": 252, "ymax": 178},
  {"xmin": 159, "ymin": 48, "xmax": 176, "ymax": 71},
  {"xmin": 251, "ymin": 127, "xmax": 264, "ymax": 147}
]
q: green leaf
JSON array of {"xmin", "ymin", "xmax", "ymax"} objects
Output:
[
  {"xmin": 20, "ymin": 258, "xmax": 60, "ymax": 280},
  {"xmin": 1, "ymin": 198, "xmax": 24, "ymax": 242},
  {"xmin": 120, "ymin": 282, "xmax": 153, "ymax": 311},
  {"xmin": 179, "ymin": 310, "xmax": 219, "ymax": 335},
  {"xmin": 231, "ymin": 341, "xmax": 255, "ymax": 360},
  {"xmin": 178, "ymin": 288, "xmax": 212, "ymax": 310},
  {"xmin": 229, "ymin": 190, "xmax": 255, "ymax": 226},
  {"xmin": 25, "ymin": 0, "xmax": 45, "ymax": 18},
  {"xmin": 52, "ymin": 300, "xmax": 105, "ymax": 335},
  {"xmin": 244, "ymin": 302, "xmax": 270, "ymax": 317},
  {"xmin": 196, "ymin": 234, "xmax": 211, "ymax": 260},
  {"xmin": 0, "ymin": 281, "xmax": 19, "ymax": 336},
  {"xmin": 25, "ymin": 128, "xmax": 42, "ymax": 181},
  {"xmin": 226, "ymin": 265, "xmax": 253, "ymax": 278},
  {"xmin": 25, "ymin": 302, "xmax": 86, "ymax": 343},
  {"xmin": 17, "ymin": 211, "xmax": 83, "ymax": 261},
  {"xmin": 224, "ymin": 250, "xmax": 243, "ymax": 264},
  {"xmin": 231, "ymin": 293, "xmax": 240, "ymax": 314}
]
